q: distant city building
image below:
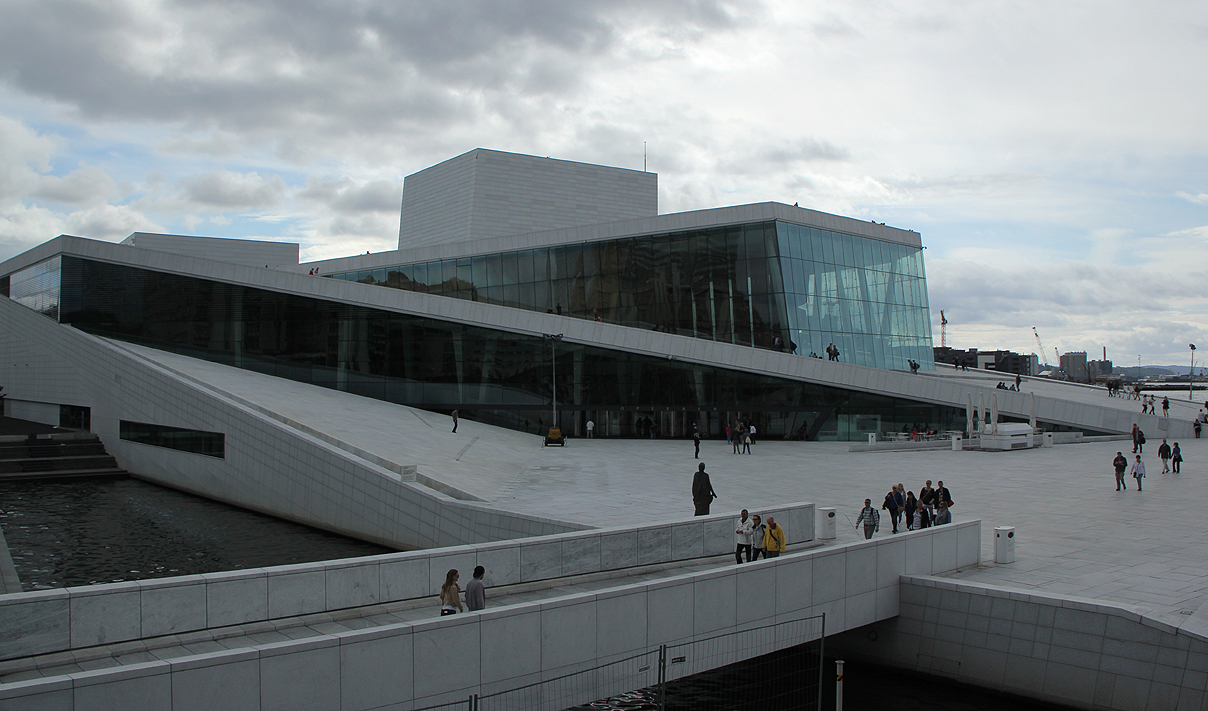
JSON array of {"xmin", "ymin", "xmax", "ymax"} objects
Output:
[
  {"xmin": 933, "ymin": 347, "xmax": 1037, "ymax": 376},
  {"xmin": 1060, "ymin": 351, "xmax": 1089, "ymax": 382},
  {"xmin": 1087, "ymin": 359, "xmax": 1114, "ymax": 381}
]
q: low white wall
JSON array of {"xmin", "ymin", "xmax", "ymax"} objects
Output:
[
  {"xmin": 828, "ymin": 576, "xmax": 1208, "ymax": 711},
  {"xmin": 3, "ymin": 399, "xmax": 58, "ymax": 427},
  {"xmin": 0, "ymin": 502, "xmax": 815, "ymax": 661},
  {"xmin": 0, "ymin": 522, "xmax": 980, "ymax": 711}
]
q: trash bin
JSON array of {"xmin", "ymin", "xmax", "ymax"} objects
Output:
[
  {"xmin": 819, "ymin": 507, "xmax": 836, "ymax": 539},
  {"xmin": 868, "ymin": 433, "xmax": 876, "ymax": 445},
  {"xmin": 994, "ymin": 526, "xmax": 1016, "ymax": 563},
  {"xmin": 1042, "ymin": 432, "xmax": 1053, "ymax": 448},
  {"xmin": 952, "ymin": 435, "xmax": 963, "ymax": 451}
]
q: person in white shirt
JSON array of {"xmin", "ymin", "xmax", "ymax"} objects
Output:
[
  {"xmin": 735, "ymin": 509, "xmax": 753, "ymax": 564},
  {"xmin": 1130, "ymin": 455, "xmax": 1146, "ymax": 491},
  {"xmin": 586, "ymin": 420, "xmax": 595, "ymax": 438},
  {"xmin": 748, "ymin": 424, "xmax": 757, "ymax": 445}
]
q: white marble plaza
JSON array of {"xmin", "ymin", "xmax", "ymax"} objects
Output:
[{"xmin": 123, "ymin": 344, "xmax": 1208, "ymax": 629}]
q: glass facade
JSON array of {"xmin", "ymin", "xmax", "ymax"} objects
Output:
[
  {"xmin": 8, "ymin": 256, "xmax": 61, "ymax": 319},
  {"xmin": 120, "ymin": 420, "xmax": 225, "ymax": 458},
  {"xmin": 19, "ymin": 255, "xmax": 961, "ymax": 440},
  {"xmin": 328, "ymin": 220, "xmax": 934, "ymax": 370}
]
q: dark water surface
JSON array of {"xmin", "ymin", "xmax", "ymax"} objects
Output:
[{"xmin": 0, "ymin": 477, "xmax": 394, "ymax": 590}]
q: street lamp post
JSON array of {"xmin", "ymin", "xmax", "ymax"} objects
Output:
[
  {"xmin": 1191, "ymin": 344, "xmax": 1197, "ymax": 401},
  {"xmin": 543, "ymin": 334, "xmax": 564, "ymax": 431}
]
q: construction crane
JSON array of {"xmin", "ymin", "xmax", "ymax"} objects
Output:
[
  {"xmin": 940, "ymin": 310, "xmax": 948, "ymax": 348},
  {"xmin": 1033, "ymin": 327, "xmax": 1051, "ymax": 367}
]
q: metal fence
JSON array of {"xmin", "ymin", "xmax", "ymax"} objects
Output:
[{"xmin": 412, "ymin": 613, "xmax": 825, "ymax": 711}]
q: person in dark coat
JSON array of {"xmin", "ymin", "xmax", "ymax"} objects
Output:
[
  {"xmin": 904, "ymin": 491, "xmax": 918, "ymax": 530},
  {"xmin": 692, "ymin": 463, "xmax": 718, "ymax": 516}
]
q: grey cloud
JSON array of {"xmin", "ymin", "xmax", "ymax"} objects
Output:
[
  {"xmin": 180, "ymin": 170, "xmax": 286, "ymax": 209},
  {"xmin": 764, "ymin": 139, "xmax": 851, "ymax": 164},
  {"xmin": 32, "ymin": 165, "xmax": 118, "ymax": 205},
  {"xmin": 297, "ymin": 177, "xmax": 400, "ymax": 213},
  {"xmin": 0, "ymin": 0, "xmax": 747, "ymax": 150}
]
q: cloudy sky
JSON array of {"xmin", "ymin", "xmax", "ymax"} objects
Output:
[{"xmin": 1, "ymin": 0, "xmax": 1206, "ymax": 366}]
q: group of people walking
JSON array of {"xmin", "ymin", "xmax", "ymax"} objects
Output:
[
  {"xmin": 854, "ymin": 480, "xmax": 953, "ymax": 539},
  {"xmin": 1115, "ymin": 428, "xmax": 1184, "ymax": 491},
  {"xmin": 438, "ymin": 566, "xmax": 488, "ymax": 616},
  {"xmin": 733, "ymin": 509, "xmax": 787, "ymax": 563},
  {"xmin": 726, "ymin": 421, "xmax": 756, "ymax": 454}
]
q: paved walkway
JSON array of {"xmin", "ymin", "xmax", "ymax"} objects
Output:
[
  {"xmin": 122, "ymin": 343, "xmax": 1208, "ymax": 629},
  {"xmin": 0, "ymin": 550, "xmax": 801, "ymax": 685}
]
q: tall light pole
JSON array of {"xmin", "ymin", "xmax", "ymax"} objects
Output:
[
  {"xmin": 1191, "ymin": 344, "xmax": 1197, "ymax": 401},
  {"xmin": 543, "ymin": 333, "xmax": 563, "ymax": 431}
]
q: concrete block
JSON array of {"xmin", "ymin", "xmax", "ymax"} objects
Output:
[
  {"xmin": 170, "ymin": 653, "xmax": 260, "ymax": 711},
  {"xmin": 775, "ymin": 555, "xmax": 814, "ymax": 616},
  {"xmin": 520, "ymin": 541, "xmax": 562, "ymax": 582},
  {"xmin": 600, "ymin": 531, "xmax": 638, "ymax": 571},
  {"xmin": 259, "ymin": 639, "xmax": 341, "ymax": 711},
  {"xmin": 812, "ymin": 550, "xmax": 845, "ymax": 606},
  {"xmin": 875, "ymin": 586, "xmax": 899, "ymax": 620},
  {"xmin": 595, "ymin": 588, "xmax": 649, "ymax": 657},
  {"xmin": 931, "ymin": 528, "xmax": 958, "ymax": 573},
  {"xmin": 562, "ymin": 534, "xmax": 601, "ymax": 576},
  {"xmin": 875, "ymin": 538, "xmax": 906, "ymax": 589},
  {"xmin": 1054, "ymin": 607, "xmax": 1108, "ymax": 636},
  {"xmin": 693, "ymin": 570, "xmax": 737, "ymax": 636},
  {"xmin": 479, "ymin": 607, "xmax": 543, "ymax": 686},
  {"xmin": 1111, "ymin": 676, "xmax": 1151, "ymax": 710},
  {"xmin": 0, "ymin": 678, "xmax": 73, "ymax": 711},
  {"xmin": 647, "ymin": 579, "xmax": 694, "ymax": 645},
  {"xmin": 378, "ymin": 555, "xmax": 430, "ymax": 602},
  {"xmin": 69, "ymin": 582, "xmax": 142, "ymax": 647},
  {"xmin": 411, "ymin": 616, "xmax": 480, "ymax": 701},
  {"xmin": 140, "ymin": 579, "xmax": 207, "ymax": 638},
  {"xmin": 339, "ymin": 629, "xmax": 413, "ymax": 710},
  {"xmin": 326, "ymin": 560, "xmax": 380, "ymax": 610},
  {"xmin": 267, "ymin": 566, "xmax": 326, "ymax": 618},
  {"xmin": 1041, "ymin": 661, "xmax": 1098, "ymax": 705},
  {"xmin": 637, "ymin": 526, "xmax": 672, "ymax": 566},
  {"xmin": 844, "ymin": 544, "xmax": 877, "ymax": 597},
  {"xmin": 847, "ymin": 590, "xmax": 876, "ymax": 629},
  {"xmin": 475, "ymin": 544, "xmax": 521, "ymax": 587},
  {"xmin": 204, "ymin": 570, "xmax": 268, "ymax": 628},
  {"xmin": 736, "ymin": 563, "xmax": 777, "ymax": 626},
  {"xmin": 956, "ymin": 524, "xmax": 980, "ymax": 568},
  {"xmin": 540, "ymin": 597, "xmax": 598, "ymax": 671},
  {"xmin": 671, "ymin": 523, "xmax": 705, "ymax": 561},
  {"xmin": 71, "ymin": 662, "xmax": 171, "ymax": 711},
  {"xmin": 1003, "ymin": 653, "xmax": 1047, "ymax": 694},
  {"xmin": 904, "ymin": 536, "xmax": 932, "ymax": 576},
  {"xmin": 0, "ymin": 590, "xmax": 70, "ymax": 660}
]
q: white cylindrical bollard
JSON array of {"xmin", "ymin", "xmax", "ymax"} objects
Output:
[
  {"xmin": 952, "ymin": 434, "xmax": 963, "ymax": 451},
  {"xmin": 836, "ymin": 659, "xmax": 844, "ymax": 711},
  {"xmin": 818, "ymin": 507, "xmax": 837, "ymax": 539},
  {"xmin": 994, "ymin": 526, "xmax": 1016, "ymax": 563}
]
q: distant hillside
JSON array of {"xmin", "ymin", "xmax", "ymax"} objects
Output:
[{"xmin": 1112, "ymin": 366, "xmax": 1177, "ymax": 378}]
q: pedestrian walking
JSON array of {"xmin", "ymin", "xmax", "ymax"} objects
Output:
[
  {"xmin": 748, "ymin": 424, "xmax": 757, "ymax": 445},
  {"xmin": 1113, "ymin": 451, "xmax": 1129, "ymax": 490},
  {"xmin": 763, "ymin": 516, "xmax": 785, "ymax": 557},
  {"xmin": 1162, "ymin": 396, "xmax": 1170, "ymax": 417},
  {"xmin": 750, "ymin": 515, "xmax": 766, "ymax": 560},
  {"xmin": 855, "ymin": 499, "xmax": 880, "ymax": 539},
  {"xmin": 1196, "ymin": 420, "xmax": 1202, "ymax": 438},
  {"xmin": 439, "ymin": 569, "xmax": 463, "ymax": 616},
  {"xmin": 735, "ymin": 510, "xmax": 753, "ymax": 564},
  {"xmin": 726, "ymin": 424, "xmax": 732, "ymax": 445},
  {"xmin": 1172, "ymin": 442, "xmax": 1183, "ymax": 473},
  {"xmin": 904, "ymin": 491, "xmax": 918, "ymax": 530},
  {"xmin": 451, "ymin": 409, "xmax": 459, "ymax": 433},
  {"xmin": 1132, "ymin": 424, "xmax": 1145, "ymax": 454},
  {"xmin": 692, "ymin": 462, "xmax": 718, "ymax": 516},
  {"xmin": 920, "ymin": 480, "xmax": 936, "ymax": 519},
  {"xmin": 586, "ymin": 419, "xmax": 594, "ymax": 439},
  {"xmin": 912, "ymin": 501, "xmax": 931, "ymax": 530},
  {"xmin": 934, "ymin": 502, "xmax": 952, "ymax": 525},
  {"xmin": 1158, "ymin": 439, "xmax": 1172, "ymax": 473},
  {"xmin": 742, "ymin": 428, "xmax": 752, "ymax": 455},
  {"xmin": 1130, "ymin": 455, "xmax": 1146, "ymax": 491},
  {"xmin": 465, "ymin": 566, "xmax": 487, "ymax": 611},
  {"xmin": 883, "ymin": 487, "xmax": 903, "ymax": 534},
  {"xmin": 693, "ymin": 432, "xmax": 701, "ymax": 459}
]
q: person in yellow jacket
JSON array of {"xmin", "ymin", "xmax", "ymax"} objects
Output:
[{"xmin": 763, "ymin": 516, "xmax": 786, "ymax": 557}]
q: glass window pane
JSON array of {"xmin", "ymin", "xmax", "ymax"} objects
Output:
[{"xmin": 517, "ymin": 250, "xmax": 534, "ymax": 283}]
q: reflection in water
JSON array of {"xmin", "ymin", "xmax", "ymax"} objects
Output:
[{"xmin": 0, "ymin": 478, "xmax": 394, "ymax": 591}]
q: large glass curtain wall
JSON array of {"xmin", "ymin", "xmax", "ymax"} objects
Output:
[
  {"xmin": 329, "ymin": 220, "xmax": 934, "ymax": 371},
  {"xmin": 776, "ymin": 223, "xmax": 933, "ymax": 370},
  {"xmin": 39, "ymin": 256, "xmax": 958, "ymax": 440}
]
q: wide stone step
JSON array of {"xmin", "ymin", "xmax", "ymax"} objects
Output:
[
  {"xmin": 0, "ymin": 454, "xmax": 119, "ymax": 474},
  {"xmin": 0, "ymin": 466, "xmax": 127, "ymax": 483},
  {"xmin": 0, "ymin": 442, "xmax": 109, "ymax": 460}
]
